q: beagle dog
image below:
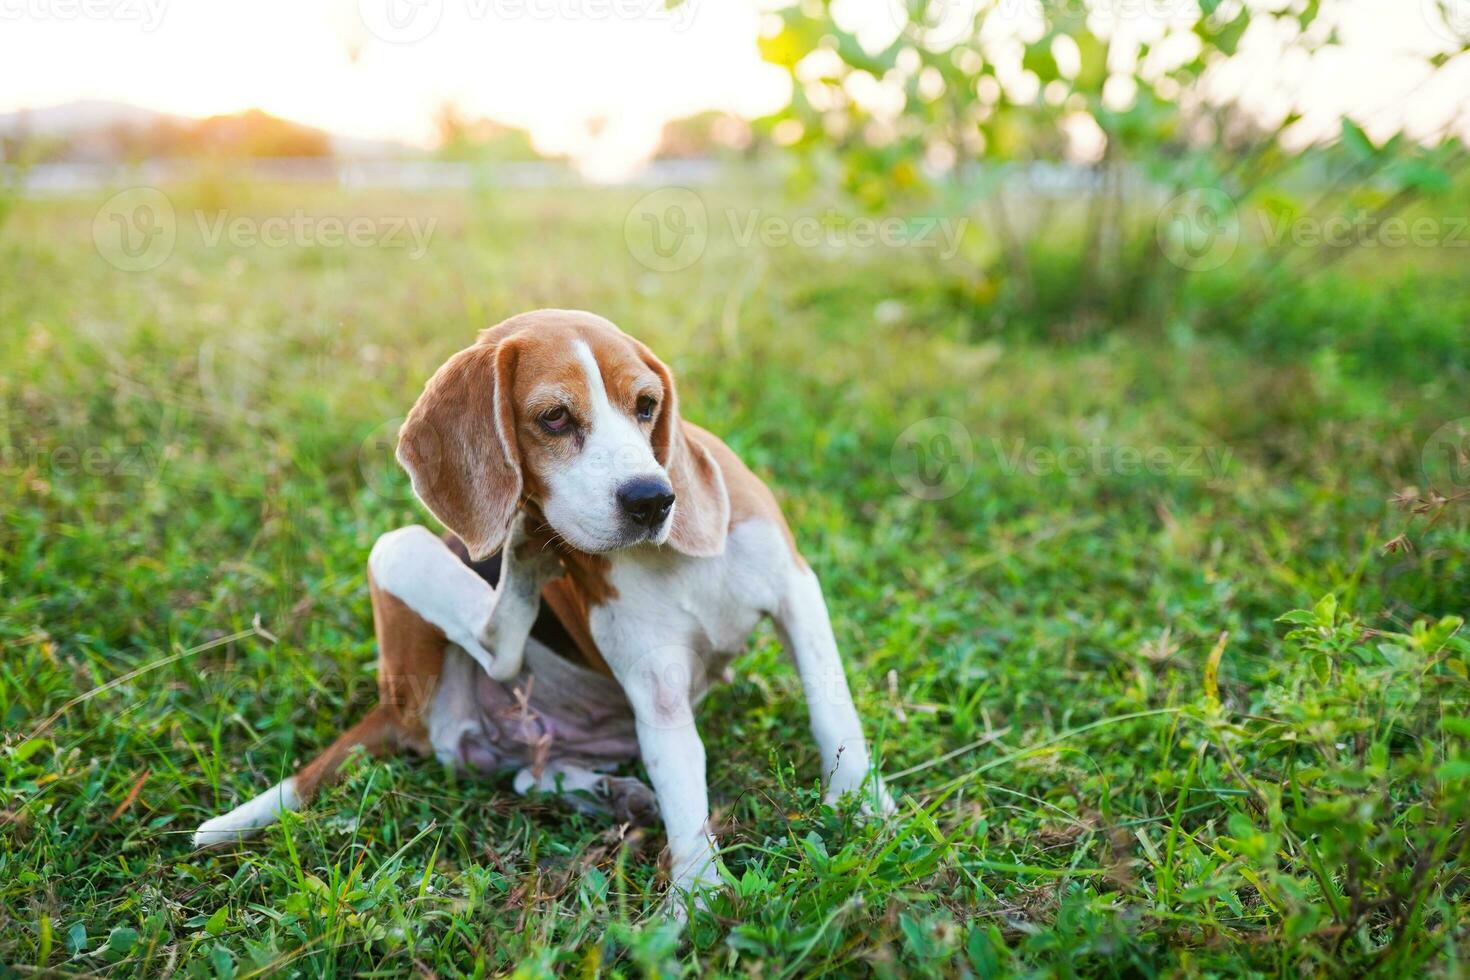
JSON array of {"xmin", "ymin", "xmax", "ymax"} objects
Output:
[{"xmin": 194, "ymin": 309, "xmax": 894, "ymax": 901}]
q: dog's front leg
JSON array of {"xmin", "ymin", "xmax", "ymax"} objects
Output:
[
  {"xmin": 614, "ymin": 644, "xmax": 721, "ymax": 909},
  {"xmin": 471, "ymin": 513, "xmax": 563, "ymax": 679},
  {"xmin": 776, "ymin": 567, "xmax": 897, "ymax": 815},
  {"xmin": 367, "ymin": 516, "xmax": 558, "ymax": 681}
]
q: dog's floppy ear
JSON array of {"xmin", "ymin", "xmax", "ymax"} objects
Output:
[
  {"xmin": 396, "ymin": 339, "xmax": 522, "ymax": 560},
  {"xmin": 639, "ymin": 344, "xmax": 729, "ymax": 557}
]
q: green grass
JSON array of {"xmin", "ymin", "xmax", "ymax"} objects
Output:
[{"xmin": 2, "ymin": 180, "xmax": 1468, "ymax": 976}]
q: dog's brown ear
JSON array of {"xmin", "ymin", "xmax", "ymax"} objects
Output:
[
  {"xmin": 640, "ymin": 345, "xmax": 729, "ymax": 557},
  {"xmin": 396, "ymin": 339, "xmax": 522, "ymax": 560}
]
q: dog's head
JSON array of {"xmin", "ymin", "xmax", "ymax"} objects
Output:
[{"xmin": 395, "ymin": 309, "xmax": 729, "ymax": 560}]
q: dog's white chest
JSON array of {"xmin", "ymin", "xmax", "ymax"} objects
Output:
[{"xmin": 591, "ymin": 519, "xmax": 791, "ymax": 665}]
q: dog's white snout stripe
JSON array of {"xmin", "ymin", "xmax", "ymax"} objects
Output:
[{"xmin": 541, "ymin": 341, "xmax": 666, "ymax": 551}]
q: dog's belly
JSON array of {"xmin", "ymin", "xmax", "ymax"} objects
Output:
[{"xmin": 428, "ymin": 638, "xmax": 639, "ymax": 774}]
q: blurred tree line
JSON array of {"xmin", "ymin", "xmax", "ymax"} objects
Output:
[
  {"xmin": 2, "ymin": 108, "xmax": 332, "ymax": 165},
  {"xmin": 758, "ymin": 0, "xmax": 1470, "ymax": 338}
]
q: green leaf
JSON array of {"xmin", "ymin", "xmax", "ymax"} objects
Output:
[
  {"xmin": 37, "ymin": 915, "xmax": 52, "ymax": 967},
  {"xmin": 1312, "ymin": 593, "xmax": 1338, "ymax": 626},
  {"xmin": 205, "ymin": 905, "xmax": 228, "ymax": 937},
  {"xmin": 209, "ymin": 944, "xmax": 236, "ymax": 980},
  {"xmin": 1276, "ymin": 609, "xmax": 1317, "ymax": 626},
  {"xmin": 1074, "ymin": 34, "xmax": 1107, "ymax": 92},
  {"xmin": 899, "ymin": 913, "xmax": 931, "ymax": 961},
  {"xmin": 1310, "ymin": 653, "xmax": 1331, "ymax": 684},
  {"xmin": 757, "ymin": 14, "xmax": 824, "ymax": 70},
  {"xmin": 106, "ymin": 926, "xmax": 138, "ymax": 957},
  {"xmin": 1023, "ymin": 41, "xmax": 1060, "ymax": 85},
  {"xmin": 1384, "ymin": 159, "xmax": 1452, "ymax": 194},
  {"xmin": 11, "ymin": 738, "xmax": 50, "ymax": 763},
  {"xmin": 1436, "ymin": 759, "xmax": 1470, "ymax": 782},
  {"xmin": 967, "ymin": 926, "xmax": 1004, "ymax": 975},
  {"xmin": 799, "ymin": 831, "xmax": 830, "ymax": 871},
  {"xmin": 1340, "ymin": 118, "xmax": 1376, "ymax": 160}
]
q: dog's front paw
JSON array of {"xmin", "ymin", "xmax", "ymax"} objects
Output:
[{"xmin": 660, "ymin": 857, "xmax": 722, "ymax": 922}]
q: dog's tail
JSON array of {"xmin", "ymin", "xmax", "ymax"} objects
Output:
[{"xmin": 192, "ymin": 705, "xmax": 402, "ymax": 848}]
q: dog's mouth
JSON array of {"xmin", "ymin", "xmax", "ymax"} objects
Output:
[
  {"xmin": 535, "ymin": 517, "xmax": 669, "ymax": 556},
  {"xmin": 534, "ymin": 484, "xmax": 675, "ymax": 555}
]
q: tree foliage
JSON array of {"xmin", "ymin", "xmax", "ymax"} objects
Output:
[{"xmin": 759, "ymin": 0, "xmax": 1470, "ymax": 334}]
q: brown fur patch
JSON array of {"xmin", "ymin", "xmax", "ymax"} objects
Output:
[{"xmin": 685, "ymin": 422, "xmax": 805, "ymax": 567}]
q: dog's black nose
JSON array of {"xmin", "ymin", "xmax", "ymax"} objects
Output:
[{"xmin": 617, "ymin": 478, "xmax": 675, "ymax": 529}]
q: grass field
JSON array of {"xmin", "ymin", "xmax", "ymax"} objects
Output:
[{"xmin": 2, "ymin": 180, "xmax": 1469, "ymax": 976}]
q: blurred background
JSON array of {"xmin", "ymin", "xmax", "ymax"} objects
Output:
[
  {"xmin": 5, "ymin": 0, "xmax": 1470, "ymax": 350},
  {"xmin": 4, "ymin": 0, "xmax": 1470, "ymax": 975}
]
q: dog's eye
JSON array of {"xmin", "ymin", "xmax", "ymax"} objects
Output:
[
  {"xmin": 636, "ymin": 396, "xmax": 657, "ymax": 422},
  {"xmin": 540, "ymin": 407, "xmax": 572, "ymax": 433}
]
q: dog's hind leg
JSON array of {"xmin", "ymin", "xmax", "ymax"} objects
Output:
[
  {"xmin": 192, "ymin": 706, "xmax": 402, "ymax": 847},
  {"xmin": 193, "ymin": 550, "xmax": 448, "ymax": 848}
]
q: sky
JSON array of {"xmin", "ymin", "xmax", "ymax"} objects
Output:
[{"xmin": 0, "ymin": 0, "xmax": 1466, "ymax": 180}]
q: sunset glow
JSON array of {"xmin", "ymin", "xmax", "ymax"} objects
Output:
[{"xmin": 2, "ymin": 0, "xmax": 1466, "ymax": 178}]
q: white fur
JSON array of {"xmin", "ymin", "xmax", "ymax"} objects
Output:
[
  {"xmin": 374, "ymin": 514, "xmax": 892, "ymax": 894},
  {"xmin": 777, "ymin": 568, "xmax": 897, "ymax": 814},
  {"xmin": 368, "ymin": 522, "xmax": 546, "ymax": 681},
  {"xmin": 585, "ymin": 519, "xmax": 892, "ymax": 894},
  {"xmin": 541, "ymin": 340, "xmax": 670, "ymax": 553},
  {"xmin": 513, "ymin": 761, "xmax": 607, "ymax": 797},
  {"xmin": 193, "ymin": 778, "xmax": 300, "ymax": 847}
]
